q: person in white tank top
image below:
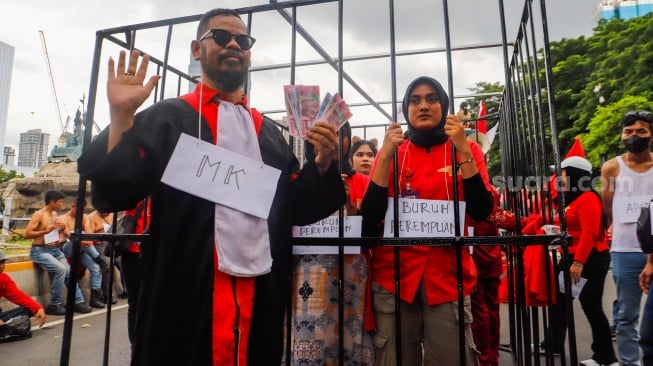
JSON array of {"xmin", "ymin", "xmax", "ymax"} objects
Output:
[{"xmin": 601, "ymin": 110, "xmax": 653, "ymax": 366}]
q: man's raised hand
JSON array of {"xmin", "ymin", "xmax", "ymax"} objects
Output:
[{"xmin": 107, "ymin": 50, "xmax": 160, "ymax": 151}]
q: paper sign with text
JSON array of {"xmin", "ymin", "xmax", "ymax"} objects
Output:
[
  {"xmin": 383, "ymin": 198, "xmax": 466, "ymax": 238},
  {"xmin": 558, "ymin": 272, "xmax": 587, "ymax": 299},
  {"xmin": 44, "ymin": 229, "xmax": 59, "ymax": 245},
  {"xmin": 292, "ymin": 216, "xmax": 362, "ymax": 254},
  {"xmin": 612, "ymin": 195, "xmax": 653, "ymax": 224},
  {"xmin": 161, "ymin": 133, "xmax": 281, "ymax": 219}
]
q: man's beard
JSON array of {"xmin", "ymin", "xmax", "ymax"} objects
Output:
[
  {"xmin": 205, "ymin": 67, "xmax": 246, "ymax": 93},
  {"xmin": 202, "ymin": 53, "xmax": 248, "ymax": 93}
]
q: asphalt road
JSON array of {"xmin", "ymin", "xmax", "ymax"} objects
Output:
[
  {"xmin": 0, "ymin": 270, "xmax": 645, "ymax": 365},
  {"xmin": 0, "ymin": 301, "xmax": 131, "ymax": 366}
]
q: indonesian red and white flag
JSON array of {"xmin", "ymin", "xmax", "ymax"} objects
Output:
[{"xmin": 477, "ymin": 100, "xmax": 487, "ymax": 133}]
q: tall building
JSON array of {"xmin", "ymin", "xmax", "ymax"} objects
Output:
[
  {"xmin": 17, "ymin": 129, "xmax": 49, "ymax": 168},
  {"xmin": 0, "ymin": 41, "xmax": 14, "ymax": 166},
  {"xmin": 3, "ymin": 146, "xmax": 15, "ymax": 166},
  {"xmin": 594, "ymin": 0, "xmax": 653, "ymax": 22},
  {"xmin": 188, "ymin": 56, "xmax": 200, "ymax": 93},
  {"xmin": 278, "ymin": 116, "xmax": 305, "ymax": 164}
]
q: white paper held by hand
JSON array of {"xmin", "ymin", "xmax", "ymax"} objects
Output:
[
  {"xmin": 44, "ymin": 229, "xmax": 59, "ymax": 245},
  {"xmin": 558, "ymin": 271, "xmax": 587, "ymax": 298}
]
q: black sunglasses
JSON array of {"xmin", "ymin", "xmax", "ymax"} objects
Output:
[
  {"xmin": 198, "ymin": 29, "xmax": 256, "ymax": 50},
  {"xmin": 624, "ymin": 110, "xmax": 653, "ymax": 120}
]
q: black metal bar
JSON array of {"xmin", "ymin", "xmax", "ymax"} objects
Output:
[
  {"xmin": 70, "ymin": 233, "xmax": 149, "ymax": 242},
  {"xmin": 244, "ymin": 11, "xmax": 254, "ymax": 96},
  {"xmin": 336, "ymin": 2, "xmax": 345, "ymax": 364},
  {"xmin": 249, "ymin": 42, "xmax": 509, "ymax": 72},
  {"xmin": 102, "ymin": 35, "xmax": 195, "ymax": 83},
  {"xmin": 158, "ymin": 25, "xmax": 173, "ymax": 100},
  {"xmin": 537, "ymin": 0, "xmax": 576, "ymax": 361},
  {"xmin": 95, "ymin": 0, "xmax": 338, "ymax": 37},
  {"xmin": 440, "ymin": 0, "xmax": 465, "ymax": 363},
  {"xmin": 271, "ymin": 1, "xmax": 392, "ymax": 120},
  {"xmin": 515, "ymin": 35, "xmax": 537, "ymax": 189},
  {"xmin": 260, "ymin": 94, "xmax": 503, "ymax": 116},
  {"xmin": 516, "ymin": 26, "xmax": 535, "ymax": 364},
  {"xmin": 59, "ymin": 28, "xmax": 108, "ymax": 366},
  {"xmin": 387, "ymin": 0, "xmax": 402, "ymax": 363},
  {"xmin": 101, "ymin": 214, "xmax": 119, "ymax": 366},
  {"xmin": 525, "ymin": 0, "xmax": 551, "ymax": 225},
  {"xmin": 497, "ymin": 0, "xmax": 517, "ymax": 363},
  {"xmin": 505, "ymin": 245, "xmax": 519, "ymax": 363},
  {"xmin": 284, "ymin": 5, "xmax": 297, "ymax": 365},
  {"xmin": 289, "ymin": 234, "xmax": 563, "ymax": 246},
  {"xmin": 519, "ymin": 20, "xmax": 544, "ymax": 222},
  {"xmin": 60, "ymin": 232, "xmax": 81, "ymax": 366}
]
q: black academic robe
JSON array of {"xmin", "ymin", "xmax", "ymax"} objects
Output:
[{"xmin": 77, "ymin": 98, "xmax": 345, "ymax": 365}]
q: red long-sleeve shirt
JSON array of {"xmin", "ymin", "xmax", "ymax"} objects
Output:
[
  {"xmin": 372, "ymin": 139, "xmax": 492, "ymax": 305},
  {"xmin": 564, "ymin": 191, "xmax": 609, "ymax": 264},
  {"xmin": 0, "ymin": 272, "xmax": 43, "ymax": 315}
]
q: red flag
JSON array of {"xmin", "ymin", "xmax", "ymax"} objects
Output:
[
  {"xmin": 548, "ymin": 137, "xmax": 586, "ymax": 202},
  {"xmin": 476, "ymin": 100, "xmax": 487, "ymax": 133}
]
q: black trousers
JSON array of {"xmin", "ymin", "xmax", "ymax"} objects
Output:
[
  {"xmin": 549, "ymin": 249, "xmax": 617, "ymax": 364},
  {"xmin": 121, "ymin": 251, "xmax": 142, "ymax": 344}
]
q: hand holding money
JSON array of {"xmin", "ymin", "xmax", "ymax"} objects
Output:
[{"xmin": 283, "ymin": 85, "xmax": 352, "ymax": 140}]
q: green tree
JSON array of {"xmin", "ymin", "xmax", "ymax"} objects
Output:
[
  {"xmin": 0, "ymin": 167, "xmax": 25, "ymax": 183},
  {"xmin": 453, "ymin": 15, "xmax": 653, "ymax": 179},
  {"xmin": 547, "ymin": 14, "xmax": 653, "ymax": 156}
]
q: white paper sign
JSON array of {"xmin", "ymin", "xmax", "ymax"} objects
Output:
[
  {"xmin": 161, "ymin": 133, "xmax": 282, "ymax": 219},
  {"xmin": 468, "ymin": 226, "xmax": 474, "ymax": 254},
  {"xmin": 383, "ymin": 198, "xmax": 466, "ymax": 238},
  {"xmin": 44, "ymin": 229, "xmax": 59, "ymax": 245},
  {"xmin": 292, "ymin": 216, "xmax": 362, "ymax": 254},
  {"xmin": 613, "ymin": 195, "xmax": 653, "ymax": 224},
  {"xmin": 558, "ymin": 272, "xmax": 587, "ymax": 298}
]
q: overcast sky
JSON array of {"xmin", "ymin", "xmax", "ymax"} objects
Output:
[{"xmin": 0, "ymin": 0, "xmax": 601, "ymax": 151}]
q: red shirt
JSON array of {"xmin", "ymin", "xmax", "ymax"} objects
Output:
[
  {"xmin": 347, "ymin": 172, "xmax": 370, "ymax": 207},
  {"xmin": 124, "ymin": 199, "xmax": 151, "ymax": 254},
  {"xmin": 563, "ymin": 191, "xmax": 609, "ymax": 264},
  {"xmin": 0, "ymin": 272, "xmax": 42, "ymax": 315},
  {"xmin": 372, "ymin": 139, "xmax": 491, "ymax": 305}
]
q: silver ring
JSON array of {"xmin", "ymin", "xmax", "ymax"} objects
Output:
[{"xmin": 124, "ymin": 71, "xmax": 135, "ymax": 76}]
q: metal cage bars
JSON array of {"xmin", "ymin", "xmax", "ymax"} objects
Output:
[{"xmin": 63, "ymin": 0, "xmax": 576, "ymax": 365}]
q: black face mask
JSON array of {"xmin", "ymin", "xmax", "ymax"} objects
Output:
[{"xmin": 623, "ymin": 135, "xmax": 651, "ymax": 153}]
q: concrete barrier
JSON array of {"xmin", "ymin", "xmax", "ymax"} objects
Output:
[{"xmin": 0, "ymin": 254, "xmax": 92, "ymax": 312}]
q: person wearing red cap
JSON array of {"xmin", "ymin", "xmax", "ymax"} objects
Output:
[{"xmin": 542, "ymin": 156, "xmax": 618, "ymax": 366}]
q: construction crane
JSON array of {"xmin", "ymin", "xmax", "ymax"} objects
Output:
[{"xmin": 38, "ymin": 30, "xmax": 67, "ymax": 147}]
